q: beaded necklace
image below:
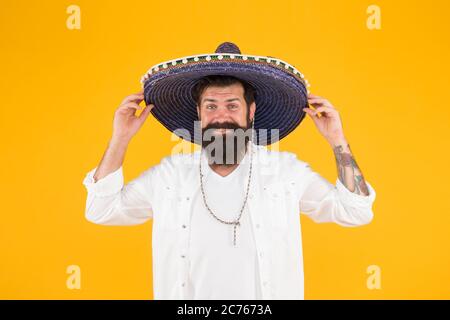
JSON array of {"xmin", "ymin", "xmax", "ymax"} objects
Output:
[{"xmin": 199, "ymin": 122, "xmax": 255, "ymax": 247}]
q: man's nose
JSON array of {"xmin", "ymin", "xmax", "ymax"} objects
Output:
[
  {"xmin": 212, "ymin": 107, "xmax": 232, "ymax": 121},
  {"xmin": 215, "ymin": 107, "xmax": 229, "ymax": 117}
]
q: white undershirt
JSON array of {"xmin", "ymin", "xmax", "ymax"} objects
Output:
[{"xmin": 185, "ymin": 149, "xmax": 262, "ymax": 300}]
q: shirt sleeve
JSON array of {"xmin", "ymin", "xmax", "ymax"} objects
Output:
[
  {"xmin": 287, "ymin": 154, "xmax": 377, "ymax": 227},
  {"xmin": 82, "ymin": 165, "xmax": 154, "ymax": 226}
]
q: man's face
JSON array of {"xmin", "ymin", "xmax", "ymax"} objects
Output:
[
  {"xmin": 196, "ymin": 83, "xmax": 256, "ymax": 165},
  {"xmin": 197, "ymin": 83, "xmax": 255, "ymax": 132}
]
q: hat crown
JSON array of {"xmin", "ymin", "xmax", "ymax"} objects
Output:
[{"xmin": 215, "ymin": 42, "xmax": 241, "ymax": 54}]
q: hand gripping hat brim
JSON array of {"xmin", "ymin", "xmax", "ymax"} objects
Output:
[{"xmin": 141, "ymin": 42, "xmax": 311, "ymax": 146}]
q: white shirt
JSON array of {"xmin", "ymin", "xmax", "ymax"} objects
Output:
[
  {"xmin": 82, "ymin": 141, "xmax": 377, "ymax": 300},
  {"xmin": 186, "ymin": 148, "xmax": 261, "ymax": 300}
]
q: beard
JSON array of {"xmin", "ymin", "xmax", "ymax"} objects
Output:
[{"xmin": 201, "ymin": 118, "xmax": 253, "ymax": 166}]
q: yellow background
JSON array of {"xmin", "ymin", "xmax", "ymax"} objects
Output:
[{"xmin": 1, "ymin": 0, "xmax": 449, "ymax": 299}]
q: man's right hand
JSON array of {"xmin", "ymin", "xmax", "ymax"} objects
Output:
[{"xmin": 112, "ymin": 90, "xmax": 154, "ymax": 143}]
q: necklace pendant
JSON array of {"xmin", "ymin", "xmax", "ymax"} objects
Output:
[{"xmin": 233, "ymin": 222, "xmax": 240, "ymax": 247}]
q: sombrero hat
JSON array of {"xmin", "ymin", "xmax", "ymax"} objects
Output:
[{"xmin": 141, "ymin": 42, "xmax": 310, "ymax": 146}]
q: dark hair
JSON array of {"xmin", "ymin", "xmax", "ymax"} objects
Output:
[{"xmin": 191, "ymin": 75, "xmax": 256, "ymax": 108}]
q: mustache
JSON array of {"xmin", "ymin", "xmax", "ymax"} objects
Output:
[{"xmin": 203, "ymin": 122, "xmax": 242, "ymax": 130}]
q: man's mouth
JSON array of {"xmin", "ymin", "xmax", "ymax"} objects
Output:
[{"xmin": 213, "ymin": 128, "xmax": 232, "ymax": 134}]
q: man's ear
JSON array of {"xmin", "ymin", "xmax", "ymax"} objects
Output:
[{"xmin": 249, "ymin": 102, "xmax": 256, "ymax": 122}]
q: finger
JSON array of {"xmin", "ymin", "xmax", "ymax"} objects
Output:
[
  {"xmin": 308, "ymin": 98, "xmax": 334, "ymax": 108},
  {"xmin": 121, "ymin": 93, "xmax": 144, "ymax": 105},
  {"xmin": 303, "ymin": 105, "xmax": 328, "ymax": 118},
  {"xmin": 303, "ymin": 107, "xmax": 319, "ymax": 116},
  {"xmin": 123, "ymin": 102, "xmax": 144, "ymax": 110},
  {"xmin": 304, "ymin": 103, "xmax": 324, "ymax": 117},
  {"xmin": 117, "ymin": 104, "xmax": 143, "ymax": 114},
  {"xmin": 307, "ymin": 97, "xmax": 328, "ymax": 104},
  {"xmin": 313, "ymin": 106, "xmax": 336, "ymax": 116},
  {"xmin": 122, "ymin": 94, "xmax": 144, "ymax": 103},
  {"xmin": 308, "ymin": 101, "xmax": 334, "ymax": 110},
  {"xmin": 138, "ymin": 104, "xmax": 153, "ymax": 123},
  {"xmin": 303, "ymin": 107, "xmax": 313, "ymax": 115},
  {"xmin": 303, "ymin": 107, "xmax": 322, "ymax": 121}
]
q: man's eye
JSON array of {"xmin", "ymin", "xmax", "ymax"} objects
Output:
[
  {"xmin": 206, "ymin": 105, "xmax": 217, "ymax": 109},
  {"xmin": 228, "ymin": 105, "xmax": 238, "ymax": 109}
]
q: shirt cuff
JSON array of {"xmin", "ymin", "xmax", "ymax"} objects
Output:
[
  {"xmin": 335, "ymin": 178, "xmax": 376, "ymax": 208},
  {"xmin": 82, "ymin": 166, "xmax": 124, "ymax": 197}
]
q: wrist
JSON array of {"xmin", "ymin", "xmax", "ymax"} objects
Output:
[
  {"xmin": 328, "ymin": 136, "xmax": 349, "ymax": 148},
  {"xmin": 109, "ymin": 136, "xmax": 131, "ymax": 149}
]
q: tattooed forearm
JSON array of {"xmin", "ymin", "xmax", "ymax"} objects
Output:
[{"xmin": 333, "ymin": 143, "xmax": 370, "ymax": 196}]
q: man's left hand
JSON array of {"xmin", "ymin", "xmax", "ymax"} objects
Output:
[{"xmin": 303, "ymin": 93, "xmax": 347, "ymax": 145}]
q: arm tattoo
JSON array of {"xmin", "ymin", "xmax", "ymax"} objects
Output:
[{"xmin": 333, "ymin": 143, "xmax": 370, "ymax": 196}]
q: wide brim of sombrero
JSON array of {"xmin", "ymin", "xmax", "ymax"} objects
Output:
[{"xmin": 141, "ymin": 51, "xmax": 310, "ymax": 146}]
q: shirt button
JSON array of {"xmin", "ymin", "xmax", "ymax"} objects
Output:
[
  {"xmin": 181, "ymin": 282, "xmax": 186, "ymax": 287},
  {"xmin": 182, "ymin": 224, "xmax": 187, "ymax": 229},
  {"xmin": 186, "ymin": 197, "xmax": 190, "ymax": 201},
  {"xmin": 181, "ymin": 254, "xmax": 186, "ymax": 258}
]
